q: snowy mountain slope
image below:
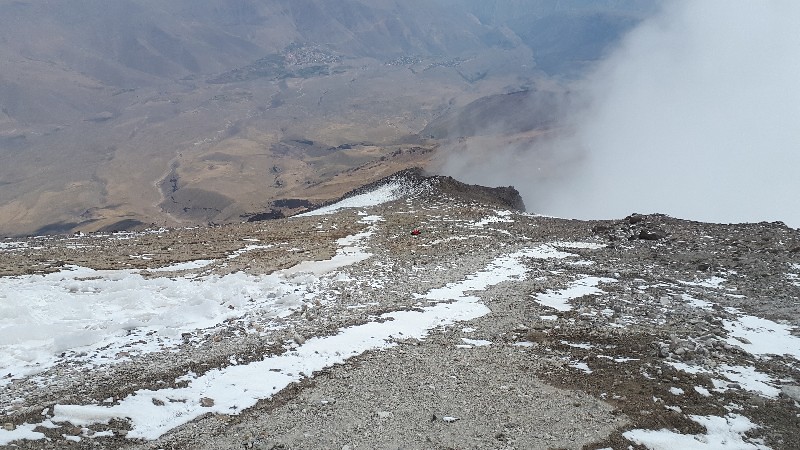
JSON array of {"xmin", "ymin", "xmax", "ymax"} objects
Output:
[{"xmin": 0, "ymin": 173, "xmax": 799, "ymax": 449}]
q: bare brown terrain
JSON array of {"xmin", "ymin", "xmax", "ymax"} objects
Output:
[{"xmin": 0, "ymin": 0, "xmax": 654, "ymax": 237}]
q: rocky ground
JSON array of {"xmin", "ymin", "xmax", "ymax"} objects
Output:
[{"xmin": 1, "ymin": 173, "xmax": 799, "ymax": 449}]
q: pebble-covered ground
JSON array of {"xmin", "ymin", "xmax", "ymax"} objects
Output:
[{"xmin": 1, "ymin": 175, "xmax": 799, "ymax": 449}]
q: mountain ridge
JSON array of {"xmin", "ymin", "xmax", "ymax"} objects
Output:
[{"xmin": 0, "ymin": 171, "xmax": 798, "ymax": 448}]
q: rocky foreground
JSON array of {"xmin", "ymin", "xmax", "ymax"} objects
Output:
[{"xmin": 1, "ymin": 172, "xmax": 799, "ymax": 449}]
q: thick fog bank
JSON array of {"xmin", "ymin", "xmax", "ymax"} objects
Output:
[{"xmin": 444, "ymin": 1, "xmax": 800, "ymax": 228}]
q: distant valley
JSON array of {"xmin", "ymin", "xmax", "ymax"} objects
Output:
[{"xmin": 0, "ymin": 0, "xmax": 652, "ymax": 236}]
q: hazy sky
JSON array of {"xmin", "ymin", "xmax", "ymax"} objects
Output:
[{"xmin": 447, "ymin": 0, "xmax": 800, "ymax": 228}]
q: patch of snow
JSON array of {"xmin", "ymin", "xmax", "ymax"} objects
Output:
[
  {"xmin": 563, "ymin": 341, "xmax": 593, "ymax": 350},
  {"xmin": 227, "ymin": 244, "xmax": 272, "ymax": 259},
  {"xmin": 567, "ymin": 260, "xmax": 595, "ymax": 266},
  {"xmin": 598, "ymin": 355, "xmax": 640, "ymax": 363},
  {"xmin": 419, "ymin": 247, "xmax": 548, "ymax": 303},
  {"xmin": 666, "ymin": 361, "xmax": 708, "ymax": 375},
  {"xmin": 718, "ymin": 365, "xmax": 780, "ymax": 398},
  {"xmin": 0, "ymin": 424, "xmax": 45, "ymax": 445},
  {"xmin": 533, "ymin": 276, "xmax": 617, "ymax": 312},
  {"xmin": 297, "ymin": 182, "xmax": 407, "ymax": 216},
  {"xmin": 667, "ymin": 362, "xmax": 779, "ymax": 398},
  {"xmin": 461, "ymin": 338, "xmax": 491, "ymax": 347},
  {"xmin": 678, "ymin": 276, "xmax": 727, "ymax": 289},
  {"xmin": 669, "ymin": 387, "xmax": 685, "ymax": 395},
  {"xmin": 695, "ymin": 386, "xmax": 712, "ymax": 397},
  {"xmin": 623, "ymin": 414, "xmax": 768, "ymax": 450},
  {"xmin": 471, "ymin": 210, "xmax": 514, "ymax": 228},
  {"xmin": 147, "ymin": 260, "xmax": 214, "ymax": 272},
  {"xmin": 280, "ymin": 220, "xmax": 378, "ymax": 277},
  {"xmin": 724, "ymin": 315, "xmax": 800, "ymax": 359},
  {"xmin": 569, "ymin": 361, "xmax": 593, "ymax": 374},
  {"xmin": 682, "ymin": 294, "xmax": 714, "ymax": 310},
  {"xmin": 522, "ymin": 244, "xmax": 576, "ymax": 260},
  {"xmin": 550, "ymin": 241, "xmax": 607, "ymax": 249}
]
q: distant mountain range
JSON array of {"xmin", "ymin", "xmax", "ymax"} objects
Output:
[{"xmin": 0, "ymin": 0, "xmax": 656, "ymax": 236}]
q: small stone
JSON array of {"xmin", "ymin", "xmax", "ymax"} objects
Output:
[
  {"xmin": 377, "ymin": 411, "xmax": 393, "ymax": 419},
  {"xmin": 674, "ymin": 347, "xmax": 686, "ymax": 356},
  {"xmin": 200, "ymin": 397, "xmax": 215, "ymax": 407},
  {"xmin": 293, "ymin": 333, "xmax": 306, "ymax": 345},
  {"xmin": 3, "ymin": 423, "xmax": 14, "ymax": 431},
  {"xmin": 152, "ymin": 398, "xmax": 165, "ymax": 406}
]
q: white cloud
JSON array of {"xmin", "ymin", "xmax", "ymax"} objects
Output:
[{"xmin": 446, "ymin": 1, "xmax": 800, "ymax": 227}]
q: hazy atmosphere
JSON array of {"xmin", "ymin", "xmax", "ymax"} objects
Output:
[{"xmin": 443, "ymin": 0, "xmax": 800, "ymax": 228}]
